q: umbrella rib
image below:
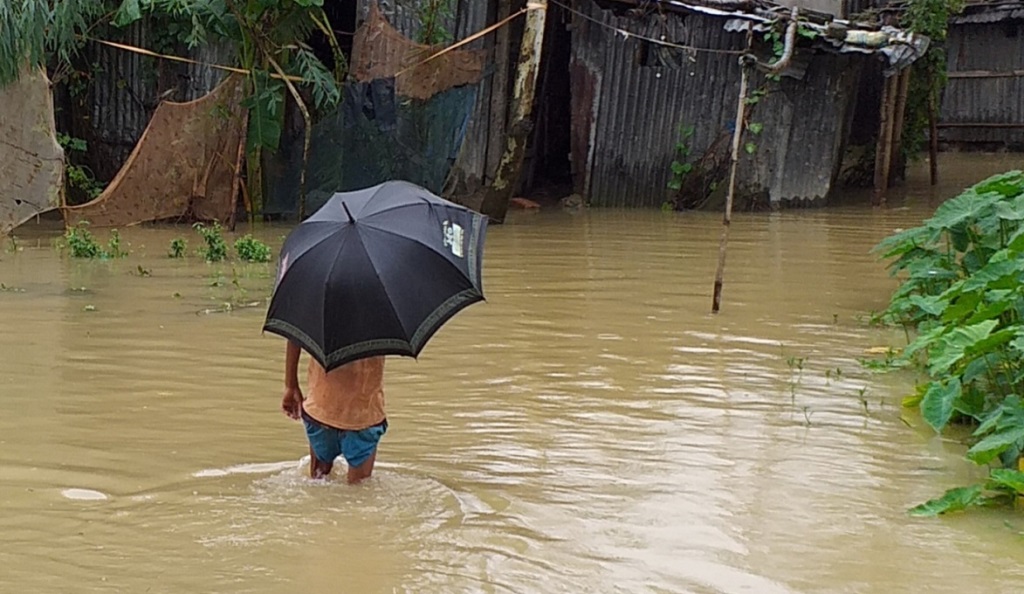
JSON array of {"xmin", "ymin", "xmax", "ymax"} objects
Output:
[{"xmin": 354, "ymin": 225, "xmax": 416, "ymax": 341}]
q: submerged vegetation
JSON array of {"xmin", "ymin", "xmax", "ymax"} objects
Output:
[
  {"xmin": 872, "ymin": 171, "xmax": 1024, "ymax": 514},
  {"xmin": 62, "ymin": 222, "xmax": 127, "ymax": 259}
]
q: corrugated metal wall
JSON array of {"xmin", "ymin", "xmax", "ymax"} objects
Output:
[
  {"xmin": 571, "ymin": 1, "xmax": 746, "ymax": 207},
  {"xmin": 571, "ymin": 0, "xmax": 862, "ymax": 207},
  {"xmin": 941, "ymin": 21, "xmax": 1024, "ymax": 147},
  {"xmin": 85, "ymin": 22, "xmax": 158, "ymax": 181},
  {"xmin": 74, "ymin": 22, "xmax": 233, "ymax": 181}
]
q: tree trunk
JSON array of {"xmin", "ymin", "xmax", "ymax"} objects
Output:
[{"xmin": 479, "ymin": 1, "xmax": 547, "ymax": 224}]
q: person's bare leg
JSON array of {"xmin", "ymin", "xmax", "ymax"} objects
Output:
[
  {"xmin": 346, "ymin": 450, "xmax": 377, "ymax": 484},
  {"xmin": 309, "ymin": 446, "xmax": 333, "ymax": 479}
]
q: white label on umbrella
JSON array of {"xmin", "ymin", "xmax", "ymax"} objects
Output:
[{"xmin": 443, "ymin": 221, "xmax": 465, "ymax": 258}]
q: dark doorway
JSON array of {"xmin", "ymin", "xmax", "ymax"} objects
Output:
[{"xmin": 520, "ymin": 1, "xmax": 573, "ymax": 201}]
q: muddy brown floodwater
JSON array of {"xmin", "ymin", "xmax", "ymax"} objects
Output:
[{"xmin": 2, "ymin": 155, "xmax": 1024, "ymax": 593}]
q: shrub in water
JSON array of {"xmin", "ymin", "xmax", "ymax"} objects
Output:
[
  {"xmin": 169, "ymin": 237, "xmax": 187, "ymax": 258},
  {"xmin": 874, "ymin": 171, "xmax": 1024, "ymax": 515},
  {"xmin": 194, "ymin": 222, "xmax": 228, "ymax": 262},
  {"xmin": 234, "ymin": 235, "xmax": 272, "ymax": 263},
  {"xmin": 64, "ymin": 223, "xmax": 103, "ymax": 259}
]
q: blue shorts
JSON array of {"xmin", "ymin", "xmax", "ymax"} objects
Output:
[{"xmin": 302, "ymin": 413, "xmax": 388, "ymax": 468}]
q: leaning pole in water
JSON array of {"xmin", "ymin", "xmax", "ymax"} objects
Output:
[
  {"xmin": 479, "ymin": 1, "xmax": 548, "ymax": 224},
  {"xmin": 712, "ymin": 11, "xmax": 798, "ymax": 314}
]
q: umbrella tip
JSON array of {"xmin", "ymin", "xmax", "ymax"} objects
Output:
[{"xmin": 342, "ymin": 201, "xmax": 355, "ymax": 224}]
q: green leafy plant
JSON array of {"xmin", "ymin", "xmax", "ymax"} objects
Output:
[
  {"xmin": 106, "ymin": 229, "xmax": 128, "ymax": 258},
  {"xmin": 194, "ymin": 222, "xmax": 228, "ymax": 263},
  {"xmin": 169, "ymin": 237, "xmax": 187, "ymax": 258},
  {"xmin": 667, "ymin": 124, "xmax": 696, "ymax": 192},
  {"xmin": 57, "ymin": 133, "xmax": 105, "ymax": 202},
  {"xmin": 234, "ymin": 234, "xmax": 271, "ymax": 263},
  {"xmin": 63, "ymin": 222, "xmax": 104, "ymax": 259},
  {"xmin": 872, "ymin": 171, "xmax": 1024, "ymax": 512}
]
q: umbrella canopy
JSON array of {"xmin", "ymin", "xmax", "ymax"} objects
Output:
[{"xmin": 263, "ymin": 180, "xmax": 487, "ymax": 372}]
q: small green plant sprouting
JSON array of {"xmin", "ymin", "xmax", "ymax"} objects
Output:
[
  {"xmin": 169, "ymin": 237, "xmax": 187, "ymax": 258},
  {"xmin": 667, "ymin": 124, "xmax": 696, "ymax": 193},
  {"xmin": 64, "ymin": 223, "xmax": 104, "ymax": 258},
  {"xmin": 858, "ymin": 387, "xmax": 870, "ymax": 414},
  {"xmin": 234, "ymin": 235, "xmax": 272, "ymax": 263},
  {"xmin": 802, "ymin": 406, "xmax": 813, "ymax": 426},
  {"xmin": 194, "ymin": 222, "xmax": 228, "ymax": 262},
  {"xmin": 5, "ymin": 236, "xmax": 18, "ymax": 253},
  {"xmin": 106, "ymin": 229, "xmax": 128, "ymax": 258}
]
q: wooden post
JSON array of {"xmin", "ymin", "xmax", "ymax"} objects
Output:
[
  {"xmin": 888, "ymin": 68, "xmax": 911, "ymax": 178},
  {"xmin": 479, "ymin": 1, "xmax": 547, "ymax": 224},
  {"xmin": 872, "ymin": 74, "xmax": 898, "ymax": 206},
  {"xmin": 711, "ymin": 61, "xmax": 750, "ymax": 315},
  {"xmin": 712, "ymin": 13, "xmax": 795, "ymax": 314}
]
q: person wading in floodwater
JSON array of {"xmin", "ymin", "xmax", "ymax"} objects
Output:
[
  {"xmin": 263, "ymin": 182, "xmax": 488, "ymax": 484},
  {"xmin": 280, "ymin": 343, "xmax": 388, "ymax": 483}
]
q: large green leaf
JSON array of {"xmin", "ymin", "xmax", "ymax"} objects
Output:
[
  {"xmin": 242, "ymin": 73, "xmax": 284, "ymax": 154},
  {"xmin": 927, "ymin": 191, "xmax": 1001, "ymax": 232},
  {"xmin": 908, "ymin": 294, "xmax": 946, "ymax": 317},
  {"xmin": 987, "ymin": 469, "xmax": 1024, "ymax": 495},
  {"xmin": 921, "ymin": 378, "xmax": 962, "ymax": 431},
  {"xmin": 927, "ymin": 320, "xmax": 999, "ymax": 375},
  {"xmin": 961, "ymin": 255, "xmax": 1021, "ymax": 292},
  {"xmin": 908, "ymin": 485, "xmax": 983, "ymax": 517},
  {"xmin": 975, "ymin": 171, "xmax": 1024, "ymax": 199},
  {"xmin": 967, "ymin": 425, "xmax": 1024, "ymax": 465}
]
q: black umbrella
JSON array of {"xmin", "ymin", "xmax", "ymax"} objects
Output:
[{"xmin": 263, "ymin": 181, "xmax": 487, "ymax": 372}]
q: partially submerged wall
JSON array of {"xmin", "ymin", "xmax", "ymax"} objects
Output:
[
  {"xmin": 570, "ymin": 0, "xmax": 864, "ymax": 208},
  {"xmin": 0, "ymin": 68, "xmax": 64, "ymax": 235}
]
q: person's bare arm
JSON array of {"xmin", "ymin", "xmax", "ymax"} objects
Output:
[{"xmin": 281, "ymin": 341, "xmax": 303, "ymax": 419}]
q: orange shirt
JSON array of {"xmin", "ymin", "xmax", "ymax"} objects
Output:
[{"xmin": 303, "ymin": 356, "xmax": 386, "ymax": 430}]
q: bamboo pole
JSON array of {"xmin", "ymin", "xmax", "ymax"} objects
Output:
[
  {"xmin": 872, "ymin": 74, "xmax": 898, "ymax": 206},
  {"xmin": 711, "ymin": 62, "xmax": 750, "ymax": 315},
  {"xmin": 479, "ymin": 1, "xmax": 548, "ymax": 224},
  {"xmin": 712, "ymin": 12, "xmax": 796, "ymax": 314}
]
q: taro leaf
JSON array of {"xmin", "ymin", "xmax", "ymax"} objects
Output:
[
  {"xmin": 927, "ymin": 320, "xmax": 998, "ymax": 375},
  {"xmin": 908, "ymin": 485, "xmax": 984, "ymax": 517},
  {"xmin": 962, "ymin": 255, "xmax": 1021, "ymax": 292},
  {"xmin": 873, "ymin": 226, "xmax": 934, "ymax": 257},
  {"xmin": 908, "ymin": 294, "xmax": 946, "ymax": 317},
  {"xmin": 942, "ymin": 290, "xmax": 982, "ymax": 323},
  {"xmin": 966, "ymin": 299, "xmax": 1013, "ymax": 325},
  {"xmin": 1011, "ymin": 328, "xmax": 1024, "ymax": 353},
  {"xmin": 921, "ymin": 378, "xmax": 962, "ymax": 431},
  {"xmin": 904, "ymin": 324, "xmax": 947, "ymax": 360},
  {"xmin": 987, "ymin": 469, "xmax": 1024, "ymax": 495},
  {"xmin": 927, "ymin": 192, "xmax": 1001, "ymax": 231},
  {"xmin": 967, "ymin": 425, "xmax": 1024, "ymax": 465},
  {"xmin": 994, "ymin": 197, "xmax": 1024, "ymax": 221},
  {"xmin": 975, "ymin": 171, "xmax": 1024, "ymax": 199}
]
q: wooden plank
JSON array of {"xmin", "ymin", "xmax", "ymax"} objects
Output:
[{"xmin": 948, "ymin": 69, "xmax": 1024, "ymax": 79}]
